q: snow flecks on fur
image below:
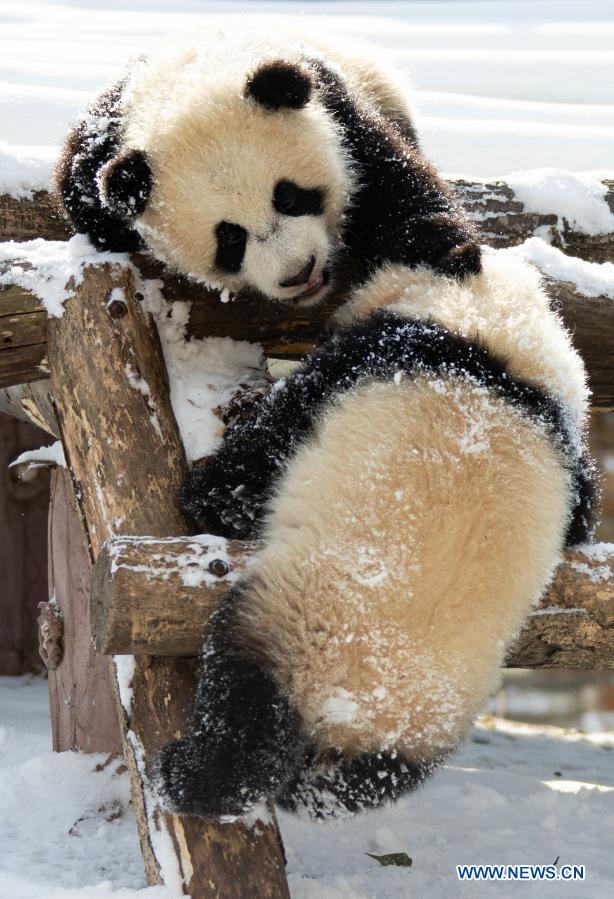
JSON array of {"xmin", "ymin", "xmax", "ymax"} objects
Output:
[{"xmin": 0, "ymin": 234, "xmax": 129, "ymax": 317}]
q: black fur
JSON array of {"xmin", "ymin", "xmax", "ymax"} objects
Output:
[
  {"xmin": 180, "ymin": 310, "xmax": 599, "ymax": 547},
  {"xmin": 273, "ymin": 179, "xmax": 325, "ymax": 217},
  {"xmin": 99, "ymin": 149, "xmax": 152, "ymax": 218},
  {"xmin": 245, "ymin": 59, "xmax": 313, "ymax": 110},
  {"xmin": 55, "ymin": 80, "xmax": 146, "ymax": 252},
  {"xmin": 308, "ymin": 59, "xmax": 482, "ymax": 280},
  {"xmin": 277, "ymin": 747, "xmax": 438, "ymax": 820},
  {"xmin": 157, "ymin": 588, "xmax": 305, "ymax": 818}
]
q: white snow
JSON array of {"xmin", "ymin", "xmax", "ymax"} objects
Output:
[
  {"xmin": 506, "ymin": 170, "xmax": 614, "ymax": 236},
  {"xmin": 2, "ymin": 677, "xmax": 613, "ymax": 899},
  {"xmin": 10, "ymin": 440, "xmax": 66, "ymax": 469},
  {"xmin": 0, "ymin": 1, "xmax": 613, "ymax": 190},
  {"xmin": 0, "ymin": 235, "xmax": 129, "ymax": 317},
  {"xmin": 501, "ymin": 238, "xmax": 614, "ymax": 298}
]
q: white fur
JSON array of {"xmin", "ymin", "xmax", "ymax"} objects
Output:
[
  {"xmin": 336, "ymin": 249, "xmax": 589, "ymax": 435},
  {"xmin": 116, "ymin": 23, "xmax": 413, "ymax": 302}
]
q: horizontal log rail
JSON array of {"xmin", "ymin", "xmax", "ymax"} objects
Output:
[
  {"xmin": 92, "ymin": 537, "xmax": 614, "ymax": 669},
  {"xmin": 3, "ymin": 266, "xmax": 613, "ymax": 409},
  {"xmin": 2, "ymin": 179, "xmax": 613, "ymax": 262}
]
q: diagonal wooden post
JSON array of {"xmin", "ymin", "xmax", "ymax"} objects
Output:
[{"xmin": 46, "ymin": 262, "xmax": 289, "ymax": 898}]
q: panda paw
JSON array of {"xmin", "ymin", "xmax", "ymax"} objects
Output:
[
  {"xmin": 179, "ymin": 461, "xmax": 263, "ymax": 539},
  {"xmin": 155, "ymin": 736, "xmax": 263, "ymax": 819}
]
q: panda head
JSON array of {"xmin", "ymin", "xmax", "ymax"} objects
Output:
[{"xmin": 101, "ymin": 60, "xmax": 352, "ymax": 306}]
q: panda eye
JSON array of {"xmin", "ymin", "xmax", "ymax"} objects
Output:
[
  {"xmin": 275, "ymin": 183, "xmax": 297, "ymax": 214},
  {"xmin": 273, "ymin": 179, "xmax": 325, "ymax": 217},
  {"xmin": 215, "ymin": 221, "xmax": 247, "ymax": 273}
]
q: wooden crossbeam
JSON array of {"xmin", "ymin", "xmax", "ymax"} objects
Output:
[
  {"xmin": 3, "ymin": 270, "xmax": 613, "ymax": 409},
  {"xmin": 91, "ymin": 537, "xmax": 614, "ymax": 669},
  {"xmin": 2, "ymin": 179, "xmax": 614, "ymax": 262}
]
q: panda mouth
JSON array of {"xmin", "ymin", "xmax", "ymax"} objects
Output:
[{"xmin": 290, "ymin": 269, "xmax": 330, "ymax": 303}]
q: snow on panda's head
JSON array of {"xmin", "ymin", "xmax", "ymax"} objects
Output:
[{"xmin": 119, "ymin": 59, "xmax": 351, "ymax": 305}]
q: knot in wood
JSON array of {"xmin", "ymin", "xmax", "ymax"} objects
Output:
[
  {"xmin": 208, "ymin": 558, "xmax": 229, "ymax": 578},
  {"xmin": 106, "ymin": 295, "xmax": 128, "ymax": 319},
  {"xmin": 37, "ymin": 599, "xmax": 63, "ymax": 670}
]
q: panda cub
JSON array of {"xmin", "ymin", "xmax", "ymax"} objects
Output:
[
  {"xmin": 54, "ymin": 24, "xmax": 478, "ymax": 300},
  {"xmin": 158, "ymin": 67, "xmax": 599, "ymax": 818}
]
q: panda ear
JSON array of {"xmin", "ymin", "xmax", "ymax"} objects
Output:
[
  {"xmin": 98, "ymin": 149, "xmax": 152, "ymax": 218},
  {"xmin": 245, "ymin": 60, "xmax": 313, "ymax": 110}
]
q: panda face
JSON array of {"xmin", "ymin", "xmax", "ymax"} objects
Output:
[
  {"xmin": 128, "ymin": 61, "xmax": 352, "ymax": 304},
  {"xmin": 213, "ymin": 178, "xmax": 331, "ymax": 304}
]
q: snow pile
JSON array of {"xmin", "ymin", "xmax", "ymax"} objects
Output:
[
  {"xmin": 10, "ymin": 440, "xmax": 67, "ymax": 470},
  {"xmin": 506, "ymin": 169, "xmax": 614, "ymax": 236},
  {"xmin": 2, "ymin": 677, "xmax": 613, "ymax": 899},
  {"xmin": 501, "ymin": 238, "xmax": 614, "ymax": 298},
  {"xmin": 139, "ymin": 278, "xmax": 267, "ymax": 462},
  {"xmin": 0, "ymin": 139, "xmax": 55, "ymax": 197},
  {"xmin": 0, "ymin": 235, "xmax": 129, "ymax": 317}
]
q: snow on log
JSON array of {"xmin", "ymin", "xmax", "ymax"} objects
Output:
[
  {"xmin": 47, "ymin": 262, "xmax": 290, "ymax": 899},
  {"xmin": 91, "ymin": 538, "xmax": 614, "ymax": 669},
  {"xmin": 2, "ymin": 177, "xmax": 613, "ymax": 262},
  {"xmin": 1, "ymin": 261, "xmax": 613, "ymax": 408}
]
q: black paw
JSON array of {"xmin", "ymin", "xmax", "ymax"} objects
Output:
[
  {"xmin": 156, "ymin": 735, "xmax": 264, "ymax": 819},
  {"xmin": 277, "ymin": 747, "xmax": 437, "ymax": 820}
]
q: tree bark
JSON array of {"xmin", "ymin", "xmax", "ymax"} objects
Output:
[
  {"xmin": 91, "ymin": 537, "xmax": 614, "ymax": 669},
  {"xmin": 46, "ymin": 262, "xmax": 289, "ymax": 899}
]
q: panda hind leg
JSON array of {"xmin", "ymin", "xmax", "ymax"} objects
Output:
[
  {"xmin": 156, "ymin": 589, "xmax": 306, "ymax": 819},
  {"xmin": 277, "ymin": 746, "xmax": 440, "ymax": 820}
]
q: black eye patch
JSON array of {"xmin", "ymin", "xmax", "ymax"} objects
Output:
[
  {"xmin": 273, "ymin": 179, "xmax": 325, "ymax": 217},
  {"xmin": 215, "ymin": 221, "xmax": 247, "ymax": 273}
]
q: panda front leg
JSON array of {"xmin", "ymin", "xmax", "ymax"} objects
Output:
[{"xmin": 156, "ymin": 587, "xmax": 306, "ymax": 818}]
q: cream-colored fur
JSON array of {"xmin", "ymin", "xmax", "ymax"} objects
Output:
[
  {"xmin": 237, "ymin": 376, "xmax": 570, "ymax": 760},
  {"xmin": 118, "ymin": 24, "xmax": 413, "ymax": 301},
  {"xmin": 335, "ymin": 250, "xmax": 589, "ymax": 433}
]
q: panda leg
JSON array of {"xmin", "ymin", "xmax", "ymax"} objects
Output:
[
  {"xmin": 277, "ymin": 747, "xmax": 440, "ymax": 820},
  {"xmin": 156, "ymin": 588, "xmax": 305, "ymax": 819}
]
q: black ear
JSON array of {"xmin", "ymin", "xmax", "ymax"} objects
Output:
[
  {"xmin": 99, "ymin": 149, "xmax": 152, "ymax": 218},
  {"xmin": 245, "ymin": 60, "xmax": 312, "ymax": 110},
  {"xmin": 436, "ymin": 242, "xmax": 482, "ymax": 279}
]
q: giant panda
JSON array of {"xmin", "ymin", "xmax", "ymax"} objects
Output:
[
  {"xmin": 54, "ymin": 23, "xmax": 479, "ymax": 303},
  {"xmin": 151, "ymin": 68, "xmax": 599, "ymax": 819}
]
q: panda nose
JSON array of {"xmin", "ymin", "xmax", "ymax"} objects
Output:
[{"xmin": 279, "ymin": 256, "xmax": 316, "ymax": 288}]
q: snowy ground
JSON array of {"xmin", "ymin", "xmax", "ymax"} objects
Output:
[
  {"xmin": 2, "ymin": 677, "xmax": 613, "ymax": 899},
  {"xmin": 1, "ymin": 0, "xmax": 614, "ymax": 192}
]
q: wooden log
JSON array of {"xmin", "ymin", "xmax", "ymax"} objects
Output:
[
  {"xmin": 1, "ymin": 263, "xmax": 613, "ymax": 408},
  {"xmin": 0, "ymin": 190, "xmax": 70, "ymax": 242},
  {"xmin": 508, "ymin": 545, "xmax": 614, "ymax": 669},
  {"xmin": 91, "ymin": 538, "xmax": 614, "ymax": 669},
  {"xmin": 46, "ymin": 465, "xmax": 122, "ymax": 753},
  {"xmin": 2, "ymin": 180, "xmax": 613, "ymax": 262},
  {"xmin": 458, "ymin": 178, "xmax": 614, "ymax": 263},
  {"xmin": 0, "ymin": 412, "xmax": 51, "ymax": 674},
  {"xmin": 47, "ymin": 262, "xmax": 289, "ymax": 898}
]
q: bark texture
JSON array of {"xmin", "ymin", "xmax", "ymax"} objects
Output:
[
  {"xmin": 92, "ymin": 538, "xmax": 614, "ymax": 669},
  {"xmin": 46, "ymin": 262, "xmax": 289, "ymax": 899}
]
